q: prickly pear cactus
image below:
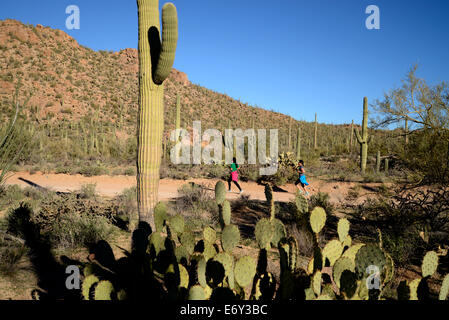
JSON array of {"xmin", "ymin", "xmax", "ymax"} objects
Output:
[
  {"xmin": 221, "ymin": 224, "xmax": 240, "ymax": 252},
  {"xmin": 309, "ymin": 207, "xmax": 326, "ymax": 234},
  {"xmin": 255, "ymin": 218, "xmax": 274, "ymax": 250},
  {"xmin": 188, "ymin": 285, "xmax": 206, "ymax": 300},
  {"xmin": 337, "ymin": 218, "xmax": 350, "ymax": 243},
  {"xmin": 154, "ymin": 202, "xmax": 167, "ymax": 232},
  {"xmin": 421, "ymin": 251, "xmax": 438, "ymax": 278},
  {"xmin": 82, "ymin": 274, "xmax": 99, "ymax": 300},
  {"xmin": 94, "ymin": 280, "xmax": 115, "ymax": 300},
  {"xmin": 203, "ymin": 226, "xmax": 216, "ymax": 244},
  {"xmin": 354, "ymin": 243, "xmax": 386, "ymax": 280},
  {"xmin": 215, "ymin": 181, "xmax": 226, "ymax": 205},
  {"xmin": 322, "ymin": 239, "xmax": 344, "ymax": 267},
  {"xmin": 234, "ymin": 256, "xmax": 257, "ymax": 288},
  {"xmin": 295, "ymin": 191, "xmax": 308, "ymax": 216},
  {"xmin": 219, "ymin": 200, "xmax": 231, "ymax": 229},
  {"xmin": 439, "ymin": 274, "xmax": 449, "ymax": 300},
  {"xmin": 169, "ymin": 214, "xmax": 184, "ymax": 234}
]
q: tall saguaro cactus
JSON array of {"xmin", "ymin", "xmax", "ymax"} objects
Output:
[
  {"xmin": 314, "ymin": 113, "xmax": 318, "ymax": 150},
  {"xmin": 296, "ymin": 125, "xmax": 301, "ymax": 160},
  {"xmin": 349, "ymin": 120, "xmax": 354, "ymax": 153},
  {"xmin": 288, "ymin": 118, "xmax": 292, "ymax": 150},
  {"xmin": 136, "ymin": 0, "xmax": 178, "ymax": 229},
  {"xmin": 355, "ymin": 97, "xmax": 371, "ymax": 174}
]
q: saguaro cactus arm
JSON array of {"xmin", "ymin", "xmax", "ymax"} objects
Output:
[
  {"xmin": 354, "ymin": 127, "xmax": 363, "ymax": 143},
  {"xmin": 153, "ymin": 3, "xmax": 178, "ymax": 84}
]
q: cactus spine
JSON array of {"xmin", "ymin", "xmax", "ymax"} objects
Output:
[
  {"xmin": 136, "ymin": 0, "xmax": 178, "ymax": 229},
  {"xmin": 355, "ymin": 97, "xmax": 370, "ymax": 174}
]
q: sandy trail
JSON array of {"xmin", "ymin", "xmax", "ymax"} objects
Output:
[{"xmin": 5, "ymin": 171, "xmax": 380, "ymax": 204}]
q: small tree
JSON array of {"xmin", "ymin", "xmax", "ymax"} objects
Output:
[{"xmin": 372, "ymin": 65, "xmax": 449, "ymax": 184}]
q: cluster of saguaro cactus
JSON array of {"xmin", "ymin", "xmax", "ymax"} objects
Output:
[
  {"xmin": 355, "ymin": 97, "xmax": 371, "ymax": 174},
  {"xmin": 136, "ymin": 0, "xmax": 178, "ymax": 230}
]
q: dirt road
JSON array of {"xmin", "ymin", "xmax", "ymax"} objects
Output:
[{"xmin": 5, "ymin": 171, "xmax": 380, "ymax": 204}]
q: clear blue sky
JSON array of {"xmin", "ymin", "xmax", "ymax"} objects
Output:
[{"xmin": 1, "ymin": 0, "xmax": 448, "ymax": 126}]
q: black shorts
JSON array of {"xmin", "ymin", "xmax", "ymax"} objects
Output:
[{"xmin": 294, "ymin": 178, "xmax": 305, "ymax": 187}]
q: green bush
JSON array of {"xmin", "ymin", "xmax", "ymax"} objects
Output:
[
  {"xmin": 309, "ymin": 192, "xmax": 334, "ymax": 214},
  {"xmin": 77, "ymin": 165, "xmax": 108, "ymax": 177},
  {"xmin": 50, "ymin": 212, "xmax": 116, "ymax": 249},
  {"xmin": 78, "ymin": 183, "xmax": 97, "ymax": 199},
  {"xmin": 0, "ymin": 234, "xmax": 28, "ymax": 276},
  {"xmin": 175, "ymin": 183, "xmax": 218, "ymax": 219}
]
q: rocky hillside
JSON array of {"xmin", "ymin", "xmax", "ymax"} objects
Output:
[{"xmin": 0, "ymin": 19, "xmax": 396, "ymax": 165}]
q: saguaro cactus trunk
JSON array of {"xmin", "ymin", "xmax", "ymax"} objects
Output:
[
  {"xmin": 288, "ymin": 118, "xmax": 292, "ymax": 151},
  {"xmin": 349, "ymin": 120, "xmax": 354, "ymax": 153},
  {"xmin": 376, "ymin": 150, "xmax": 381, "ymax": 173},
  {"xmin": 136, "ymin": 0, "xmax": 178, "ymax": 230},
  {"xmin": 296, "ymin": 125, "xmax": 301, "ymax": 160},
  {"xmin": 355, "ymin": 97, "xmax": 371, "ymax": 174},
  {"xmin": 314, "ymin": 113, "xmax": 318, "ymax": 150}
]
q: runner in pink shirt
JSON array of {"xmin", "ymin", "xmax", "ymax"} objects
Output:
[{"xmin": 227, "ymin": 157, "xmax": 243, "ymax": 194}]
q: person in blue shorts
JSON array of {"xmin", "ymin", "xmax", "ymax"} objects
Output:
[{"xmin": 294, "ymin": 160, "xmax": 310, "ymax": 196}]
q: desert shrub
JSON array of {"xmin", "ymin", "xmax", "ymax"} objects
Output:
[
  {"xmin": 0, "ymin": 184, "xmax": 25, "ymax": 206},
  {"xmin": 267, "ymin": 165, "xmax": 297, "ymax": 186},
  {"xmin": 124, "ymin": 166, "xmax": 136, "ymax": 176},
  {"xmin": 239, "ymin": 165, "xmax": 259, "ymax": 182},
  {"xmin": 309, "ymin": 192, "xmax": 334, "ymax": 214},
  {"xmin": 353, "ymin": 186, "xmax": 449, "ymax": 266},
  {"xmin": 54, "ymin": 165, "xmax": 74, "ymax": 174},
  {"xmin": 362, "ymin": 171, "xmax": 384, "ymax": 183},
  {"xmin": 77, "ymin": 165, "xmax": 108, "ymax": 177},
  {"xmin": 5, "ymin": 202, "xmax": 34, "ymax": 239},
  {"xmin": 50, "ymin": 212, "xmax": 116, "ymax": 249},
  {"xmin": 31, "ymin": 193, "xmax": 114, "ymax": 234},
  {"xmin": 203, "ymin": 164, "xmax": 227, "ymax": 179},
  {"xmin": 0, "ymin": 234, "xmax": 28, "ymax": 276},
  {"xmin": 110, "ymin": 186, "xmax": 137, "ymax": 228},
  {"xmin": 78, "ymin": 183, "xmax": 97, "ymax": 199},
  {"xmin": 175, "ymin": 183, "xmax": 218, "ymax": 219}
]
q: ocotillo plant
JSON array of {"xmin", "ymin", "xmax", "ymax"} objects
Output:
[
  {"xmin": 355, "ymin": 97, "xmax": 371, "ymax": 174},
  {"xmin": 136, "ymin": 0, "xmax": 178, "ymax": 229},
  {"xmin": 296, "ymin": 125, "xmax": 301, "ymax": 160},
  {"xmin": 314, "ymin": 113, "xmax": 318, "ymax": 150}
]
